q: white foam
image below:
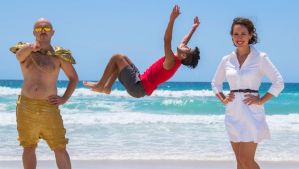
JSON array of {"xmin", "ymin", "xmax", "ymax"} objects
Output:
[
  {"xmin": 0, "ymin": 111, "xmax": 224, "ymax": 125},
  {"xmin": 0, "ymin": 87, "xmax": 20, "ymax": 96},
  {"xmin": 0, "ymin": 87, "xmax": 217, "ymax": 98},
  {"xmin": 1, "ymin": 112, "xmax": 299, "ymax": 161},
  {"xmin": 0, "ymin": 103, "xmax": 7, "ymax": 111},
  {"xmin": 1, "ymin": 110, "xmax": 299, "ymax": 127},
  {"xmin": 59, "ymin": 112, "xmax": 299, "ymax": 128},
  {"xmin": 74, "ymin": 100, "xmax": 132, "ymax": 112},
  {"xmin": 267, "ymin": 114, "xmax": 299, "ymax": 131},
  {"xmin": 71, "ymin": 88, "xmax": 220, "ymax": 98},
  {"xmin": 152, "ymin": 89, "xmax": 216, "ymax": 97},
  {"xmin": 0, "ymin": 112, "xmax": 15, "ymax": 125},
  {"xmin": 62, "ymin": 112, "xmax": 224, "ymax": 125},
  {"xmin": 69, "ymin": 88, "xmax": 217, "ymax": 98},
  {"xmin": 162, "ymin": 99, "xmax": 194, "ymax": 106}
]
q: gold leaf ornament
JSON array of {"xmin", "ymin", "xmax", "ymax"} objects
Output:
[
  {"xmin": 9, "ymin": 42, "xmax": 76, "ymax": 64},
  {"xmin": 52, "ymin": 46, "xmax": 76, "ymax": 64},
  {"xmin": 9, "ymin": 42, "xmax": 30, "ymax": 54}
]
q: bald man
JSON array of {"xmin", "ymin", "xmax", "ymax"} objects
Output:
[{"xmin": 10, "ymin": 18, "xmax": 78, "ymax": 169}]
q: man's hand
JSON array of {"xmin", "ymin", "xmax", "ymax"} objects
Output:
[
  {"xmin": 30, "ymin": 41, "xmax": 41, "ymax": 52},
  {"xmin": 48, "ymin": 95, "xmax": 67, "ymax": 106},
  {"xmin": 170, "ymin": 5, "xmax": 180, "ymax": 21},
  {"xmin": 193, "ymin": 16, "xmax": 200, "ymax": 29},
  {"xmin": 16, "ymin": 41, "xmax": 41, "ymax": 63},
  {"xmin": 178, "ymin": 16, "xmax": 200, "ymax": 47}
]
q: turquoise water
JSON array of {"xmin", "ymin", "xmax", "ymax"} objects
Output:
[{"xmin": 0, "ymin": 80, "xmax": 299, "ymax": 161}]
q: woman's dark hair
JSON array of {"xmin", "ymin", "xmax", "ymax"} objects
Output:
[
  {"xmin": 230, "ymin": 17, "xmax": 258, "ymax": 44},
  {"xmin": 181, "ymin": 46, "xmax": 200, "ymax": 69}
]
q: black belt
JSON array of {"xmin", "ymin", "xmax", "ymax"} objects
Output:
[{"xmin": 230, "ymin": 89, "xmax": 258, "ymax": 93}]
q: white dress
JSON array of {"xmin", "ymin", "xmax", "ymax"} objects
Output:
[{"xmin": 211, "ymin": 46, "xmax": 284, "ymax": 143}]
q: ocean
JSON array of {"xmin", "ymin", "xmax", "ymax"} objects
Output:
[{"xmin": 0, "ymin": 80, "xmax": 298, "ymax": 161}]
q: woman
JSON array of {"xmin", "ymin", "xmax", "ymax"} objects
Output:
[{"xmin": 211, "ymin": 17, "xmax": 284, "ymax": 169}]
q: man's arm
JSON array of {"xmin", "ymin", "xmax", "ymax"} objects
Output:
[
  {"xmin": 48, "ymin": 62, "xmax": 78, "ymax": 105},
  {"xmin": 163, "ymin": 5, "xmax": 180, "ymax": 69},
  {"xmin": 16, "ymin": 42, "xmax": 40, "ymax": 63},
  {"xmin": 179, "ymin": 16, "xmax": 200, "ymax": 47}
]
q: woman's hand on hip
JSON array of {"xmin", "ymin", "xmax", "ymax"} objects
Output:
[
  {"xmin": 222, "ymin": 92, "xmax": 235, "ymax": 105},
  {"xmin": 243, "ymin": 94, "xmax": 262, "ymax": 105}
]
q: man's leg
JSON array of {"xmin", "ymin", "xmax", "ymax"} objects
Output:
[
  {"xmin": 123, "ymin": 55, "xmax": 134, "ymax": 65},
  {"xmin": 17, "ymin": 97, "xmax": 39, "ymax": 169},
  {"xmin": 103, "ymin": 70, "xmax": 118, "ymax": 94},
  {"xmin": 23, "ymin": 146, "xmax": 37, "ymax": 169},
  {"xmin": 84, "ymin": 54, "xmax": 131, "ymax": 93},
  {"xmin": 103, "ymin": 55, "xmax": 137, "ymax": 94},
  {"xmin": 54, "ymin": 148, "xmax": 71, "ymax": 169}
]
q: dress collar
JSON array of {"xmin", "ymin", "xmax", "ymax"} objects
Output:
[{"xmin": 232, "ymin": 45, "xmax": 256, "ymax": 69}]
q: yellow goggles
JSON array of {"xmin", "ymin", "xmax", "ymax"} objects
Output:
[{"xmin": 34, "ymin": 26, "xmax": 52, "ymax": 32}]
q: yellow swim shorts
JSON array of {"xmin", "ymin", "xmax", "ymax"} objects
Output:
[{"xmin": 16, "ymin": 95, "xmax": 68, "ymax": 150}]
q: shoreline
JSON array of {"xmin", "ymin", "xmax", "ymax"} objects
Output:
[{"xmin": 1, "ymin": 160, "xmax": 299, "ymax": 169}]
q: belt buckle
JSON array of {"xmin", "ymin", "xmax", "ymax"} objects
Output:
[{"xmin": 244, "ymin": 89, "xmax": 250, "ymax": 93}]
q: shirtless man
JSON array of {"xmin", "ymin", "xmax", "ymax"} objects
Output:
[{"xmin": 10, "ymin": 18, "xmax": 78, "ymax": 169}]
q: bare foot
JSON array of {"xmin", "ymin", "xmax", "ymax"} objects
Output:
[
  {"xmin": 103, "ymin": 87, "xmax": 112, "ymax": 94},
  {"xmin": 83, "ymin": 81, "xmax": 105, "ymax": 93}
]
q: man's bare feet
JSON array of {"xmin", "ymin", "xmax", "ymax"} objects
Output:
[{"xmin": 83, "ymin": 81, "xmax": 105, "ymax": 93}]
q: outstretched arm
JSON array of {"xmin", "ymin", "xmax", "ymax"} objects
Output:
[
  {"xmin": 163, "ymin": 5, "xmax": 180, "ymax": 69},
  {"xmin": 179, "ymin": 16, "xmax": 200, "ymax": 47},
  {"xmin": 16, "ymin": 41, "xmax": 40, "ymax": 63}
]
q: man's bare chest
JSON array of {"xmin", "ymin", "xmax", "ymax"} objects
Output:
[{"xmin": 24, "ymin": 53, "xmax": 60, "ymax": 73}]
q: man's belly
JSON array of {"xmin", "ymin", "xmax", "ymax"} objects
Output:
[{"xmin": 21, "ymin": 82, "xmax": 58, "ymax": 100}]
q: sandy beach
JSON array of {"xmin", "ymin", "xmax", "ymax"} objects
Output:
[{"xmin": 1, "ymin": 160, "xmax": 299, "ymax": 169}]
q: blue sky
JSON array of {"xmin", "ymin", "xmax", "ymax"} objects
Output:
[{"xmin": 1, "ymin": 0, "xmax": 298, "ymax": 82}]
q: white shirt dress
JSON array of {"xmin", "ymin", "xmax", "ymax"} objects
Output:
[{"xmin": 211, "ymin": 46, "xmax": 284, "ymax": 143}]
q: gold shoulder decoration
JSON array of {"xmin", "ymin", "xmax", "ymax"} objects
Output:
[
  {"xmin": 52, "ymin": 46, "xmax": 76, "ymax": 64},
  {"xmin": 9, "ymin": 42, "xmax": 30, "ymax": 54}
]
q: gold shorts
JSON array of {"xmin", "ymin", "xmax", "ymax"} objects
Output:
[{"xmin": 16, "ymin": 95, "xmax": 68, "ymax": 150}]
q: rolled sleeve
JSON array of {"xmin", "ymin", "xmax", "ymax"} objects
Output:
[
  {"xmin": 211, "ymin": 57, "xmax": 226, "ymax": 94},
  {"xmin": 261, "ymin": 55, "xmax": 284, "ymax": 97}
]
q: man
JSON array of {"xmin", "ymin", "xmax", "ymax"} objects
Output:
[
  {"xmin": 10, "ymin": 18, "xmax": 78, "ymax": 169},
  {"xmin": 84, "ymin": 5, "xmax": 200, "ymax": 98}
]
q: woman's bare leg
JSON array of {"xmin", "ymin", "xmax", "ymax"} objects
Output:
[
  {"xmin": 239, "ymin": 142, "xmax": 260, "ymax": 169},
  {"xmin": 231, "ymin": 142, "xmax": 243, "ymax": 169}
]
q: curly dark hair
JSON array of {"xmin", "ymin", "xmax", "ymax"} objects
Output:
[
  {"xmin": 181, "ymin": 46, "xmax": 200, "ymax": 69},
  {"xmin": 230, "ymin": 17, "xmax": 258, "ymax": 45}
]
